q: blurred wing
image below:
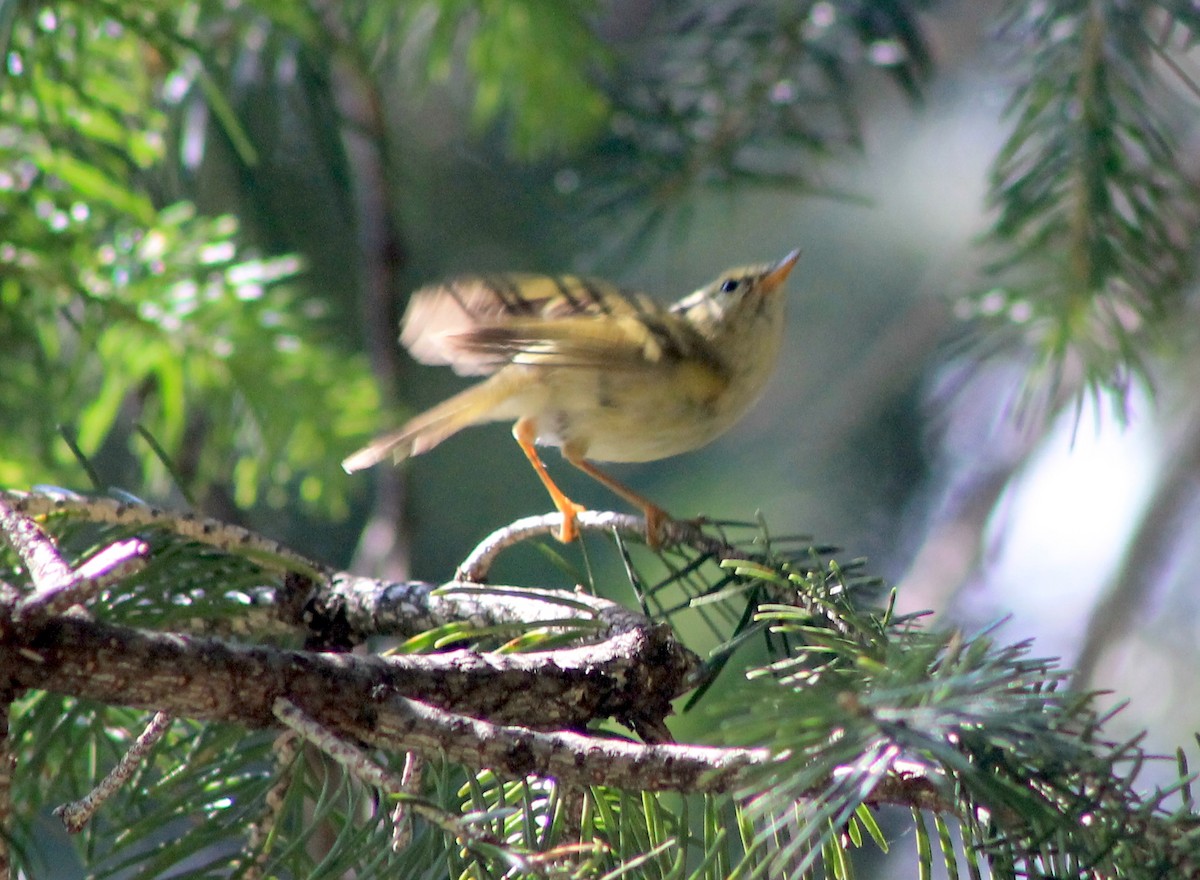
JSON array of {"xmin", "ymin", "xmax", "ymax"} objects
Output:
[{"xmin": 401, "ymin": 274, "xmax": 723, "ymax": 376}]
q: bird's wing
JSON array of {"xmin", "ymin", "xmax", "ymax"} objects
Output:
[{"xmin": 400, "ymin": 274, "xmax": 724, "ymax": 376}]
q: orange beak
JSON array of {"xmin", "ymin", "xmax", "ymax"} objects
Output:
[{"xmin": 762, "ymin": 248, "xmax": 802, "ymax": 291}]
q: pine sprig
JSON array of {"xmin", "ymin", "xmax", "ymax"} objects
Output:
[
  {"xmin": 576, "ymin": 0, "xmax": 934, "ymax": 262},
  {"xmin": 976, "ymin": 0, "xmax": 1200, "ymax": 410},
  {"xmin": 715, "ymin": 546, "xmax": 1199, "ymax": 879},
  {"xmin": 0, "ymin": 2, "xmax": 379, "ymax": 512}
]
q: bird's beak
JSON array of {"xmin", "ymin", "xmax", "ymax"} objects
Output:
[{"xmin": 762, "ymin": 248, "xmax": 802, "ymax": 291}]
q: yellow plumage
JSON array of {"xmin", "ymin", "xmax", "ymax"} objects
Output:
[{"xmin": 343, "ymin": 250, "xmax": 801, "ymax": 543}]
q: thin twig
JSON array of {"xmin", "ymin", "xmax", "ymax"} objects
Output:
[
  {"xmin": 20, "ymin": 538, "xmax": 149, "ymax": 620},
  {"xmin": 323, "ymin": 573, "xmax": 651, "ymax": 644},
  {"xmin": 273, "ymin": 698, "xmax": 507, "ymax": 849},
  {"xmin": 355, "ymin": 695, "xmax": 955, "ymax": 811},
  {"xmin": 239, "ymin": 730, "xmax": 301, "ymax": 880},
  {"xmin": 457, "ymin": 510, "xmax": 751, "ymax": 582},
  {"xmin": 72, "ymin": 539, "xmax": 150, "ymax": 587},
  {"xmin": 0, "ymin": 494, "xmax": 154, "ymax": 621},
  {"xmin": 0, "ymin": 490, "xmax": 326, "ymax": 580},
  {"xmin": 360, "ymin": 695, "xmax": 772, "ymax": 793},
  {"xmin": 0, "ymin": 497, "xmax": 76, "ymax": 595},
  {"xmin": 53, "ymin": 712, "xmax": 173, "ymax": 833},
  {"xmin": 391, "ymin": 751, "xmax": 424, "ymax": 851},
  {"xmin": 273, "ymin": 697, "xmax": 408, "ymax": 791}
]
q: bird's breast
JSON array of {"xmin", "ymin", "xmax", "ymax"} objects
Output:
[{"xmin": 515, "ymin": 359, "xmax": 752, "ymax": 463}]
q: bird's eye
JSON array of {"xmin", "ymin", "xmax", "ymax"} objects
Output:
[{"xmin": 720, "ymin": 279, "xmax": 740, "ymax": 293}]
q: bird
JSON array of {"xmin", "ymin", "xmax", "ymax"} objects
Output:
[{"xmin": 343, "ymin": 249, "xmax": 801, "ymax": 545}]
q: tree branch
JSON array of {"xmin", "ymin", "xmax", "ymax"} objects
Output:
[
  {"xmin": 355, "ymin": 694, "xmax": 770, "ymax": 793},
  {"xmin": 0, "ymin": 490, "xmax": 959, "ymax": 828},
  {"xmin": 0, "ymin": 598, "xmax": 693, "ymax": 733},
  {"xmin": 53, "ymin": 711, "xmax": 173, "ymax": 832},
  {"xmin": 457, "ymin": 510, "xmax": 755, "ymax": 582}
]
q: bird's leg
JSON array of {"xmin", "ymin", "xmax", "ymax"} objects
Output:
[
  {"xmin": 562, "ymin": 447, "xmax": 670, "ymax": 548},
  {"xmin": 512, "ymin": 417, "xmax": 586, "ymax": 543}
]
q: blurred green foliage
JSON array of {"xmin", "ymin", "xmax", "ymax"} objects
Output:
[
  {"xmin": 0, "ymin": 1, "xmax": 378, "ymax": 514},
  {"xmin": 975, "ymin": 1, "xmax": 1200, "ymax": 410},
  {"xmin": 396, "ymin": 0, "xmax": 612, "ymax": 158}
]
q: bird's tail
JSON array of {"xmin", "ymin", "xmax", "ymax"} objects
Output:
[{"xmin": 342, "ymin": 376, "xmax": 515, "ymax": 473}]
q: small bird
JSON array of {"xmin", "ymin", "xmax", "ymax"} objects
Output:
[{"xmin": 343, "ymin": 249, "xmax": 801, "ymax": 544}]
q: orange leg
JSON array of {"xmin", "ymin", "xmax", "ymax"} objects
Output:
[
  {"xmin": 562, "ymin": 447, "xmax": 670, "ymax": 548},
  {"xmin": 512, "ymin": 418, "xmax": 586, "ymax": 543}
]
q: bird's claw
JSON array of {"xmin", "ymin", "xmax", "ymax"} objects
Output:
[{"xmin": 554, "ymin": 500, "xmax": 588, "ymax": 543}]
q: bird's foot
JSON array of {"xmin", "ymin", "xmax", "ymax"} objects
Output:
[
  {"xmin": 554, "ymin": 500, "xmax": 588, "ymax": 543},
  {"xmin": 643, "ymin": 504, "xmax": 672, "ymax": 549}
]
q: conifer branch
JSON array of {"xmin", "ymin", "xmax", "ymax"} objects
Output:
[
  {"xmin": 980, "ymin": 1, "xmax": 1200, "ymax": 401},
  {"xmin": 2, "ymin": 490, "xmax": 1198, "ymax": 877}
]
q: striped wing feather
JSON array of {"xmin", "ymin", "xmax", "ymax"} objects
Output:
[{"xmin": 400, "ymin": 274, "xmax": 721, "ymax": 376}]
